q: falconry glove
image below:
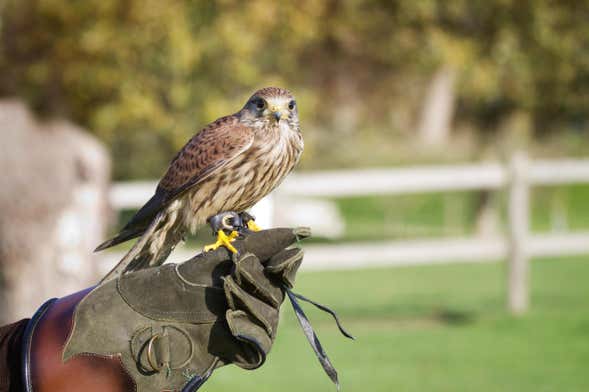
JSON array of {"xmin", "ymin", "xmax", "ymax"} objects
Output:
[{"xmin": 21, "ymin": 228, "xmax": 307, "ymax": 392}]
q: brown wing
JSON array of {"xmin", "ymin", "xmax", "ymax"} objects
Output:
[
  {"xmin": 158, "ymin": 115, "xmax": 254, "ymax": 198},
  {"xmin": 95, "ymin": 115, "xmax": 254, "ymax": 252}
]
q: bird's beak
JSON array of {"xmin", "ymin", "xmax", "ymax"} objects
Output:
[{"xmin": 271, "ymin": 106, "xmax": 282, "ymax": 122}]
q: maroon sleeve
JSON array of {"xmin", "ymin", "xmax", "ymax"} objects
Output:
[{"xmin": 0, "ymin": 319, "xmax": 29, "ymax": 392}]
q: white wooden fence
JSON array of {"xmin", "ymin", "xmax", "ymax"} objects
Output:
[{"xmin": 106, "ymin": 153, "xmax": 589, "ymax": 314}]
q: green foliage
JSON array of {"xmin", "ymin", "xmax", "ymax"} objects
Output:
[
  {"xmin": 1, "ymin": 1, "xmax": 588, "ymax": 178},
  {"xmin": 0, "ymin": 0, "xmax": 325, "ymax": 178}
]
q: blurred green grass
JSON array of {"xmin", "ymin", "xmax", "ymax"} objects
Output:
[
  {"xmin": 335, "ymin": 184, "xmax": 589, "ymax": 242},
  {"xmin": 336, "ymin": 191, "xmax": 478, "ymax": 241},
  {"xmin": 205, "ymin": 256, "xmax": 589, "ymax": 392}
]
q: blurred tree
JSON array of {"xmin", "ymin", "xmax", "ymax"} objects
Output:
[{"xmin": 0, "ymin": 0, "xmax": 587, "ymax": 179}]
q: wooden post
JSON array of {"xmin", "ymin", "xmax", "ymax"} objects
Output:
[{"xmin": 508, "ymin": 151, "xmax": 530, "ymax": 315}]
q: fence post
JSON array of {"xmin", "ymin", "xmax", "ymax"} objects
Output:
[{"xmin": 507, "ymin": 151, "xmax": 530, "ymax": 315}]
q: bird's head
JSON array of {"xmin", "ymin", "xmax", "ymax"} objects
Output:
[{"xmin": 240, "ymin": 87, "xmax": 298, "ymax": 129}]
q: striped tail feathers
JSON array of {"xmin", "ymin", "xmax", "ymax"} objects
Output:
[
  {"xmin": 94, "ymin": 227, "xmax": 144, "ymax": 252},
  {"xmin": 94, "ymin": 192, "xmax": 168, "ymax": 252},
  {"xmin": 99, "ymin": 206, "xmax": 185, "ymax": 284},
  {"xmin": 99, "ymin": 212, "xmax": 166, "ymax": 283}
]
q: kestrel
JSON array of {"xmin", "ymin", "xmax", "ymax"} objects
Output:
[{"xmin": 96, "ymin": 87, "xmax": 303, "ymax": 281}]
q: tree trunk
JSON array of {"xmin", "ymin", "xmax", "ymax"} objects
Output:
[{"xmin": 417, "ymin": 66, "xmax": 457, "ymax": 146}]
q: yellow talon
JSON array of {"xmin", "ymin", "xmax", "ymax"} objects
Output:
[
  {"xmin": 247, "ymin": 220, "xmax": 262, "ymax": 232},
  {"xmin": 203, "ymin": 230, "xmax": 239, "ymax": 254}
]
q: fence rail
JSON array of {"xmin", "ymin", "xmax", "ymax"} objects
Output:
[
  {"xmin": 105, "ymin": 153, "xmax": 589, "ymax": 314},
  {"xmin": 111, "ymin": 158, "xmax": 589, "ymax": 203}
]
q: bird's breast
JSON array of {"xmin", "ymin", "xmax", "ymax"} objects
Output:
[{"xmin": 181, "ymin": 128, "xmax": 302, "ymax": 232}]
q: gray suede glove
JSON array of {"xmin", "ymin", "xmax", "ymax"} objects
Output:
[{"xmin": 63, "ymin": 227, "xmax": 309, "ymax": 392}]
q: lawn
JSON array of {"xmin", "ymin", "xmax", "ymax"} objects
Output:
[{"xmin": 205, "ymin": 256, "xmax": 589, "ymax": 392}]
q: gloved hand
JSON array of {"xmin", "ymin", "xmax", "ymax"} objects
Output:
[{"xmin": 24, "ymin": 228, "xmax": 308, "ymax": 392}]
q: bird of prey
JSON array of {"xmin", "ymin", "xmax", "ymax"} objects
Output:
[{"xmin": 96, "ymin": 87, "xmax": 303, "ymax": 282}]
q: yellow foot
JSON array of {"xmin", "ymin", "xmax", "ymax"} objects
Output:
[
  {"xmin": 247, "ymin": 219, "xmax": 262, "ymax": 232},
  {"xmin": 204, "ymin": 230, "xmax": 239, "ymax": 254}
]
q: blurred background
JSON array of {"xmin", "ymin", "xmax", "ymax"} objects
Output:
[{"xmin": 1, "ymin": 1, "xmax": 588, "ymax": 390}]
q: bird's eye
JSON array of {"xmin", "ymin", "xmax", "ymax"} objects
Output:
[
  {"xmin": 288, "ymin": 100, "xmax": 296, "ymax": 110},
  {"xmin": 255, "ymin": 99, "xmax": 266, "ymax": 110}
]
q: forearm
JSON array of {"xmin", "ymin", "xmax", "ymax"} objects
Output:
[
  {"xmin": 0, "ymin": 228, "xmax": 308, "ymax": 392},
  {"xmin": 0, "ymin": 319, "xmax": 28, "ymax": 392}
]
